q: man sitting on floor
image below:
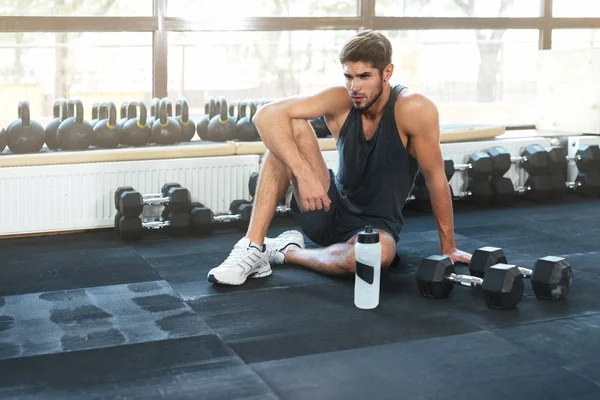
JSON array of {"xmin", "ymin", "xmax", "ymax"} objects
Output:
[{"xmin": 207, "ymin": 29, "xmax": 471, "ymax": 285}]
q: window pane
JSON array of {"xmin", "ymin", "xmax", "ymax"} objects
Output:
[
  {"xmin": 166, "ymin": 0, "xmax": 358, "ymax": 17},
  {"xmin": 552, "ymin": 29, "xmax": 600, "ymax": 50},
  {"xmin": 168, "ymin": 30, "xmax": 353, "ymax": 117},
  {"xmin": 0, "ymin": 33, "xmax": 152, "ymax": 127},
  {"xmin": 375, "ymin": 0, "xmax": 541, "ymax": 17},
  {"xmin": 0, "ymin": 0, "xmax": 152, "ymax": 16},
  {"xmin": 381, "ymin": 30, "xmax": 539, "ymax": 125},
  {"xmin": 553, "ymin": 0, "xmax": 600, "ymax": 17}
]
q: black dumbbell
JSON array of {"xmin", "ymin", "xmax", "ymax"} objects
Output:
[
  {"xmin": 417, "ymin": 153, "xmax": 493, "ymax": 186},
  {"xmin": 416, "ymin": 255, "xmax": 524, "ymax": 310},
  {"xmin": 490, "ymin": 175, "xmax": 557, "ymax": 204},
  {"xmin": 568, "ymin": 145, "xmax": 600, "ymax": 173},
  {"xmin": 115, "ymin": 183, "xmax": 191, "ymax": 218},
  {"xmin": 248, "ymin": 172, "xmax": 259, "ymax": 198},
  {"xmin": 408, "ymin": 179, "xmax": 493, "ymax": 210},
  {"xmin": 190, "ymin": 200, "xmax": 253, "ymax": 235},
  {"xmin": 115, "ymin": 212, "xmax": 191, "ymax": 241},
  {"xmin": 491, "ymin": 172, "xmax": 600, "ymax": 204},
  {"xmin": 469, "ymin": 246, "xmax": 572, "ymax": 301},
  {"xmin": 190, "ymin": 201, "xmax": 291, "ymax": 235},
  {"xmin": 487, "ymin": 144, "xmax": 551, "ymax": 177}
]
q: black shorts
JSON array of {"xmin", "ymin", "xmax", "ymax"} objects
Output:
[{"xmin": 290, "ymin": 169, "xmax": 398, "ymax": 247}]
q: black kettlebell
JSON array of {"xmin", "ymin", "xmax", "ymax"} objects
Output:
[
  {"xmin": 236, "ymin": 101, "xmax": 260, "ymax": 141},
  {"xmin": 229, "ymin": 101, "xmax": 241, "ymax": 121},
  {"xmin": 45, "ymin": 98, "xmax": 68, "ymax": 150},
  {"xmin": 196, "ymin": 98, "xmax": 216, "ymax": 141},
  {"xmin": 90, "ymin": 103, "xmax": 100, "ymax": 128},
  {"xmin": 147, "ymin": 97, "xmax": 160, "ymax": 128},
  {"xmin": 0, "ymin": 128, "xmax": 7, "ymax": 153},
  {"xmin": 151, "ymin": 97, "xmax": 181, "ymax": 145},
  {"xmin": 6, "ymin": 100, "xmax": 45, "ymax": 154},
  {"xmin": 310, "ymin": 116, "xmax": 332, "ymax": 138},
  {"xmin": 93, "ymin": 102, "xmax": 120, "ymax": 149},
  {"xmin": 175, "ymin": 97, "xmax": 196, "ymax": 141},
  {"xmin": 117, "ymin": 101, "xmax": 133, "ymax": 132},
  {"xmin": 208, "ymin": 97, "xmax": 236, "ymax": 142},
  {"xmin": 122, "ymin": 101, "xmax": 151, "ymax": 146},
  {"xmin": 57, "ymin": 99, "xmax": 94, "ymax": 150}
]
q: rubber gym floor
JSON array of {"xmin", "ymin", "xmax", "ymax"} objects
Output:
[{"xmin": 1, "ymin": 196, "xmax": 599, "ymax": 400}]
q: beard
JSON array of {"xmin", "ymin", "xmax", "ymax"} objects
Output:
[{"xmin": 351, "ymin": 80, "xmax": 384, "ymax": 111}]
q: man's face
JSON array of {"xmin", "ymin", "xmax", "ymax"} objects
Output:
[{"xmin": 343, "ymin": 61, "xmax": 383, "ymax": 111}]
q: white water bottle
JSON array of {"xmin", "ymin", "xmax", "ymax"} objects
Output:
[{"xmin": 354, "ymin": 225, "xmax": 382, "ymax": 309}]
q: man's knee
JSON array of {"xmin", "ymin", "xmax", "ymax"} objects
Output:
[
  {"xmin": 291, "ymin": 119, "xmax": 314, "ymax": 139},
  {"xmin": 344, "ymin": 229, "xmax": 397, "ymax": 271}
]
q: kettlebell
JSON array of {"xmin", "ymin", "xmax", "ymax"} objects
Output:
[
  {"xmin": 122, "ymin": 101, "xmax": 151, "ymax": 146},
  {"xmin": 146, "ymin": 97, "xmax": 160, "ymax": 144},
  {"xmin": 57, "ymin": 98, "xmax": 94, "ymax": 150},
  {"xmin": 93, "ymin": 101, "xmax": 120, "ymax": 149},
  {"xmin": 90, "ymin": 103, "xmax": 100, "ymax": 128},
  {"xmin": 228, "ymin": 101, "xmax": 241, "ymax": 121},
  {"xmin": 45, "ymin": 98, "xmax": 68, "ymax": 150},
  {"xmin": 147, "ymin": 97, "xmax": 160, "ymax": 128},
  {"xmin": 236, "ymin": 101, "xmax": 260, "ymax": 141},
  {"xmin": 0, "ymin": 128, "xmax": 7, "ymax": 153},
  {"xmin": 6, "ymin": 100, "xmax": 24, "ymax": 133},
  {"xmin": 151, "ymin": 97, "xmax": 181, "ymax": 145},
  {"xmin": 117, "ymin": 101, "xmax": 134, "ymax": 132},
  {"xmin": 207, "ymin": 97, "xmax": 236, "ymax": 142},
  {"xmin": 6, "ymin": 100, "xmax": 45, "ymax": 154},
  {"xmin": 175, "ymin": 97, "xmax": 196, "ymax": 141},
  {"xmin": 196, "ymin": 98, "xmax": 216, "ymax": 141},
  {"xmin": 309, "ymin": 116, "xmax": 332, "ymax": 138}
]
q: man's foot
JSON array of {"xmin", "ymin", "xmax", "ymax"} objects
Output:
[
  {"xmin": 264, "ymin": 230, "xmax": 305, "ymax": 265},
  {"xmin": 207, "ymin": 238, "xmax": 271, "ymax": 285}
]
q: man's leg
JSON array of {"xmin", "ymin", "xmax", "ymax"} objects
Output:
[
  {"xmin": 246, "ymin": 119, "xmax": 331, "ymax": 246},
  {"xmin": 285, "ymin": 229, "xmax": 398, "ymax": 277},
  {"xmin": 208, "ymin": 119, "xmax": 330, "ymax": 285}
]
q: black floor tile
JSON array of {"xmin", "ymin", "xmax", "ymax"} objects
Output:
[
  {"xmin": 454, "ymin": 224, "xmax": 594, "ymax": 258},
  {"xmin": 189, "ymin": 276, "xmax": 479, "ymax": 364},
  {"xmin": 0, "ymin": 281, "xmax": 211, "ymax": 360},
  {"xmin": 567, "ymin": 360, "xmax": 600, "ymax": 387},
  {"xmin": 0, "ymin": 247, "xmax": 160, "ymax": 296},
  {"xmin": 251, "ymin": 330, "xmax": 600, "ymax": 400},
  {"xmin": 0, "ymin": 230, "xmax": 124, "ymax": 257},
  {"xmin": 0, "ymin": 335, "xmax": 278, "ymax": 400},
  {"xmin": 491, "ymin": 313, "xmax": 600, "ymax": 367},
  {"xmin": 141, "ymin": 226, "xmax": 338, "ymax": 301}
]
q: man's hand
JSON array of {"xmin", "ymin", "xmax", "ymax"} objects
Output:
[
  {"xmin": 443, "ymin": 248, "xmax": 472, "ymax": 265},
  {"xmin": 295, "ymin": 169, "xmax": 331, "ymax": 212}
]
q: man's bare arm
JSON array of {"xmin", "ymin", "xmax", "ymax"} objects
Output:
[
  {"xmin": 396, "ymin": 93, "xmax": 458, "ymax": 254},
  {"xmin": 252, "ymin": 86, "xmax": 350, "ymax": 177}
]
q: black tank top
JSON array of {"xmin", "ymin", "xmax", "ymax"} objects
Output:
[{"xmin": 335, "ymin": 84, "xmax": 419, "ymax": 241}]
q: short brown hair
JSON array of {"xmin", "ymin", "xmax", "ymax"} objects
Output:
[{"xmin": 339, "ymin": 29, "xmax": 392, "ymax": 74}]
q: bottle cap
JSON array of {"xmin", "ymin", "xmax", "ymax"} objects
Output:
[{"xmin": 357, "ymin": 225, "xmax": 379, "ymax": 244}]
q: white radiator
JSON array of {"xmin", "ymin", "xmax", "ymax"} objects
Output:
[
  {"xmin": 566, "ymin": 135, "xmax": 600, "ymax": 183},
  {"xmin": 0, "ymin": 155, "xmax": 260, "ymax": 237},
  {"xmin": 321, "ymin": 137, "xmax": 554, "ymax": 193}
]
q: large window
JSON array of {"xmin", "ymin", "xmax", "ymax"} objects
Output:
[
  {"xmin": 553, "ymin": 0, "xmax": 600, "ymax": 18},
  {"xmin": 552, "ymin": 29, "xmax": 600, "ymax": 50},
  {"xmin": 375, "ymin": 0, "xmax": 541, "ymax": 18},
  {"xmin": 0, "ymin": 0, "xmax": 152, "ymax": 16},
  {"xmin": 166, "ymin": 0, "xmax": 359, "ymax": 17},
  {"xmin": 167, "ymin": 30, "xmax": 353, "ymax": 117},
  {"xmin": 382, "ymin": 30, "xmax": 539, "ymax": 125},
  {"xmin": 1, "ymin": 0, "xmax": 599, "ymax": 129},
  {"xmin": 0, "ymin": 33, "xmax": 152, "ymax": 127}
]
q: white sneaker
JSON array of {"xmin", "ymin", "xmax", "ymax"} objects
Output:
[
  {"xmin": 207, "ymin": 237, "xmax": 272, "ymax": 285},
  {"xmin": 264, "ymin": 230, "xmax": 305, "ymax": 265}
]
